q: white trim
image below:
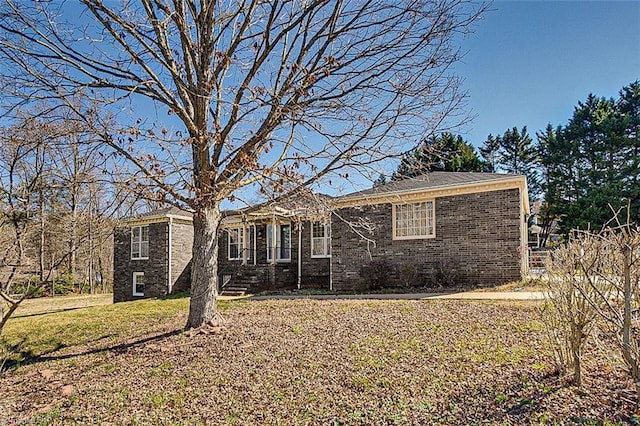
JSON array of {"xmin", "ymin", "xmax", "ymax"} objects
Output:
[
  {"xmin": 242, "ymin": 223, "xmax": 248, "ymax": 265},
  {"xmin": 337, "ymin": 177, "xmax": 529, "ymax": 214},
  {"xmin": 310, "ymin": 221, "xmax": 331, "ymax": 258},
  {"xmin": 297, "ymin": 224, "xmax": 302, "ymax": 290},
  {"xmin": 267, "ymin": 222, "xmax": 292, "ymax": 263},
  {"xmin": 125, "ymin": 213, "xmax": 192, "ymax": 227},
  {"xmin": 392, "ymin": 201, "xmax": 435, "ymax": 240},
  {"xmin": 253, "ymin": 224, "xmax": 257, "ymax": 266},
  {"xmin": 132, "ymin": 272, "xmax": 145, "ymax": 297},
  {"xmin": 167, "ymin": 217, "xmax": 173, "ymax": 294},
  {"xmin": 131, "ymin": 225, "xmax": 149, "ymax": 260},
  {"xmin": 226, "ymin": 227, "xmax": 244, "ymax": 261}
]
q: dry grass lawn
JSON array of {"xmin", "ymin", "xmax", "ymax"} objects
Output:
[{"xmin": 0, "ymin": 296, "xmax": 637, "ymax": 425}]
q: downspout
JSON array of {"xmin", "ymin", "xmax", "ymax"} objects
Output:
[
  {"xmin": 271, "ymin": 215, "xmax": 276, "ymax": 265},
  {"xmin": 253, "ymin": 224, "xmax": 257, "ymax": 266},
  {"xmin": 329, "ymin": 217, "xmax": 333, "ymax": 291},
  {"xmin": 520, "ymin": 183, "xmax": 529, "ymax": 277},
  {"xmin": 297, "ymin": 222, "xmax": 302, "ymax": 290},
  {"xmin": 242, "ymin": 217, "xmax": 248, "ymax": 266},
  {"xmin": 167, "ymin": 217, "xmax": 173, "ymax": 294},
  {"xmin": 271, "ymin": 215, "xmax": 276, "ymax": 289}
]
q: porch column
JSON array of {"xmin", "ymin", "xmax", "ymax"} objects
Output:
[
  {"xmin": 270, "ymin": 215, "xmax": 276, "ymax": 265},
  {"xmin": 242, "ymin": 222, "xmax": 248, "ymax": 265},
  {"xmin": 253, "ymin": 224, "xmax": 257, "ymax": 266},
  {"xmin": 297, "ymin": 222, "xmax": 302, "ymax": 290}
]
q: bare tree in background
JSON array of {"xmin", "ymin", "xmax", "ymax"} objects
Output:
[
  {"xmin": 0, "ymin": 110, "xmax": 125, "ymax": 334},
  {"xmin": 0, "ymin": 117, "xmax": 61, "ymax": 331},
  {"xmin": 0, "ymin": 0, "xmax": 485, "ymax": 329}
]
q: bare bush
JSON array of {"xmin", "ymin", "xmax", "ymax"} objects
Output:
[
  {"xmin": 540, "ymin": 205, "xmax": 640, "ymax": 396},
  {"xmin": 539, "ymin": 234, "xmax": 604, "ymax": 386},
  {"xmin": 399, "ymin": 263, "xmax": 419, "ymax": 287},
  {"xmin": 359, "ymin": 260, "xmax": 392, "ymax": 291},
  {"xmin": 431, "ymin": 258, "xmax": 459, "ymax": 288}
]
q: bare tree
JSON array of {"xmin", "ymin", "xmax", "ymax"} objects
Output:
[
  {"xmin": 0, "ymin": 0, "xmax": 485, "ymax": 329},
  {"xmin": 0, "ymin": 109, "xmax": 123, "ymax": 333},
  {"xmin": 0, "ymin": 118, "xmax": 54, "ymax": 331}
]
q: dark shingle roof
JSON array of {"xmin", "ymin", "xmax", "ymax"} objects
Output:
[{"xmin": 339, "ymin": 172, "xmax": 524, "ymax": 200}]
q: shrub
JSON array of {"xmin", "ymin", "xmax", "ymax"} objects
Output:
[
  {"xmin": 399, "ymin": 263, "xmax": 418, "ymax": 287},
  {"xmin": 359, "ymin": 260, "xmax": 392, "ymax": 290},
  {"xmin": 11, "ymin": 277, "xmax": 44, "ymax": 299},
  {"xmin": 52, "ymin": 272, "xmax": 75, "ymax": 296},
  {"xmin": 431, "ymin": 259, "xmax": 458, "ymax": 287}
]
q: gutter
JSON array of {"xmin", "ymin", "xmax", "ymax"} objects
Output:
[
  {"xmin": 336, "ymin": 176, "xmax": 527, "ymax": 207},
  {"xmin": 297, "ymin": 224, "xmax": 302, "ymax": 290},
  {"xmin": 168, "ymin": 216, "xmax": 173, "ymax": 294}
]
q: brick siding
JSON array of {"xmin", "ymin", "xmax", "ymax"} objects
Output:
[
  {"xmin": 113, "ymin": 222, "xmax": 169, "ymax": 302},
  {"xmin": 330, "ymin": 189, "xmax": 524, "ymax": 290},
  {"xmin": 170, "ymin": 219, "xmax": 193, "ymax": 292},
  {"xmin": 218, "ymin": 221, "xmax": 330, "ymax": 292}
]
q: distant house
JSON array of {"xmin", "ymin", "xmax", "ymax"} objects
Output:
[{"xmin": 113, "ymin": 172, "xmax": 529, "ymax": 301}]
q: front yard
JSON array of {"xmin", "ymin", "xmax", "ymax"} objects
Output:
[{"xmin": 0, "ymin": 295, "xmax": 636, "ymax": 425}]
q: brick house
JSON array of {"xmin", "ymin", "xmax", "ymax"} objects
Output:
[
  {"xmin": 113, "ymin": 172, "xmax": 529, "ymax": 301},
  {"xmin": 113, "ymin": 207, "xmax": 193, "ymax": 302}
]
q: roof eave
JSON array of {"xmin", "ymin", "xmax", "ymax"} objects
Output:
[{"xmin": 336, "ymin": 175, "xmax": 528, "ymax": 206}]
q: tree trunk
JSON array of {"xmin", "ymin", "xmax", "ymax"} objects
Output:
[
  {"xmin": 572, "ymin": 345, "xmax": 582, "ymax": 387},
  {"xmin": 186, "ymin": 205, "xmax": 221, "ymax": 329}
]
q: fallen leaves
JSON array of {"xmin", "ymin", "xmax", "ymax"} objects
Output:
[
  {"xmin": 60, "ymin": 384, "xmax": 73, "ymax": 398},
  {"xmin": 39, "ymin": 369, "xmax": 54, "ymax": 380},
  {"xmin": 1, "ymin": 299, "xmax": 637, "ymax": 424}
]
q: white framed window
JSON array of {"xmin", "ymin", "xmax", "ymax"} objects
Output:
[
  {"xmin": 227, "ymin": 227, "xmax": 244, "ymax": 260},
  {"xmin": 131, "ymin": 225, "xmax": 149, "ymax": 260},
  {"xmin": 311, "ymin": 221, "xmax": 331, "ymax": 258},
  {"xmin": 393, "ymin": 201, "xmax": 435, "ymax": 239},
  {"xmin": 267, "ymin": 223, "xmax": 291, "ymax": 262},
  {"xmin": 133, "ymin": 272, "xmax": 145, "ymax": 296}
]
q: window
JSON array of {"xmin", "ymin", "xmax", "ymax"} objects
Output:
[
  {"xmin": 131, "ymin": 225, "xmax": 149, "ymax": 259},
  {"xmin": 133, "ymin": 272, "xmax": 145, "ymax": 296},
  {"xmin": 267, "ymin": 223, "xmax": 291, "ymax": 261},
  {"xmin": 311, "ymin": 222, "xmax": 331, "ymax": 258},
  {"xmin": 227, "ymin": 227, "xmax": 244, "ymax": 260},
  {"xmin": 393, "ymin": 201, "xmax": 435, "ymax": 239}
]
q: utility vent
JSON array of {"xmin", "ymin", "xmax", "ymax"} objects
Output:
[{"xmin": 222, "ymin": 275, "xmax": 232, "ymax": 288}]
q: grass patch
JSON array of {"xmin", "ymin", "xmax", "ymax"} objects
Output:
[
  {"xmin": 2, "ymin": 296, "xmax": 198, "ymax": 367},
  {"xmin": 0, "ymin": 297, "xmax": 635, "ymax": 424}
]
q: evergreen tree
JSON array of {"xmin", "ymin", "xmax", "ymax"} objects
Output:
[
  {"xmin": 479, "ymin": 134, "xmax": 500, "ymax": 172},
  {"xmin": 392, "ymin": 133, "xmax": 485, "ymax": 180},
  {"xmin": 479, "ymin": 126, "xmax": 542, "ymax": 207},
  {"xmin": 373, "ymin": 173, "xmax": 387, "ymax": 187},
  {"xmin": 539, "ymin": 82, "xmax": 640, "ymax": 235},
  {"xmin": 496, "ymin": 126, "xmax": 541, "ymax": 198},
  {"xmin": 536, "ymin": 123, "xmax": 565, "ymax": 246}
]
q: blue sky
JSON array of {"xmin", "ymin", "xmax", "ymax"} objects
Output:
[{"xmin": 454, "ymin": 0, "xmax": 640, "ymax": 148}]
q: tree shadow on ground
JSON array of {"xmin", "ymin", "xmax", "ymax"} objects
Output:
[{"xmin": 1, "ymin": 328, "xmax": 183, "ymax": 373}]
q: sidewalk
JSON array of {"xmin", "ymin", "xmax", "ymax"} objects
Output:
[{"xmin": 247, "ymin": 290, "xmax": 545, "ymax": 302}]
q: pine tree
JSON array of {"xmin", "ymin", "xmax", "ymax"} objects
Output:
[
  {"xmin": 496, "ymin": 126, "xmax": 541, "ymax": 198},
  {"xmin": 538, "ymin": 82, "xmax": 640, "ymax": 235},
  {"xmin": 479, "ymin": 134, "xmax": 500, "ymax": 172},
  {"xmin": 392, "ymin": 133, "xmax": 485, "ymax": 180}
]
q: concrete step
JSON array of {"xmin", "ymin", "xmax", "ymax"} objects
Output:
[{"xmin": 220, "ymin": 286, "xmax": 248, "ymax": 296}]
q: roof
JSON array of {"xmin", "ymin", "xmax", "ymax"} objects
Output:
[
  {"xmin": 124, "ymin": 205, "xmax": 193, "ymax": 223},
  {"xmin": 123, "ymin": 172, "xmax": 528, "ymax": 225},
  {"xmin": 338, "ymin": 172, "xmax": 525, "ymax": 201}
]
